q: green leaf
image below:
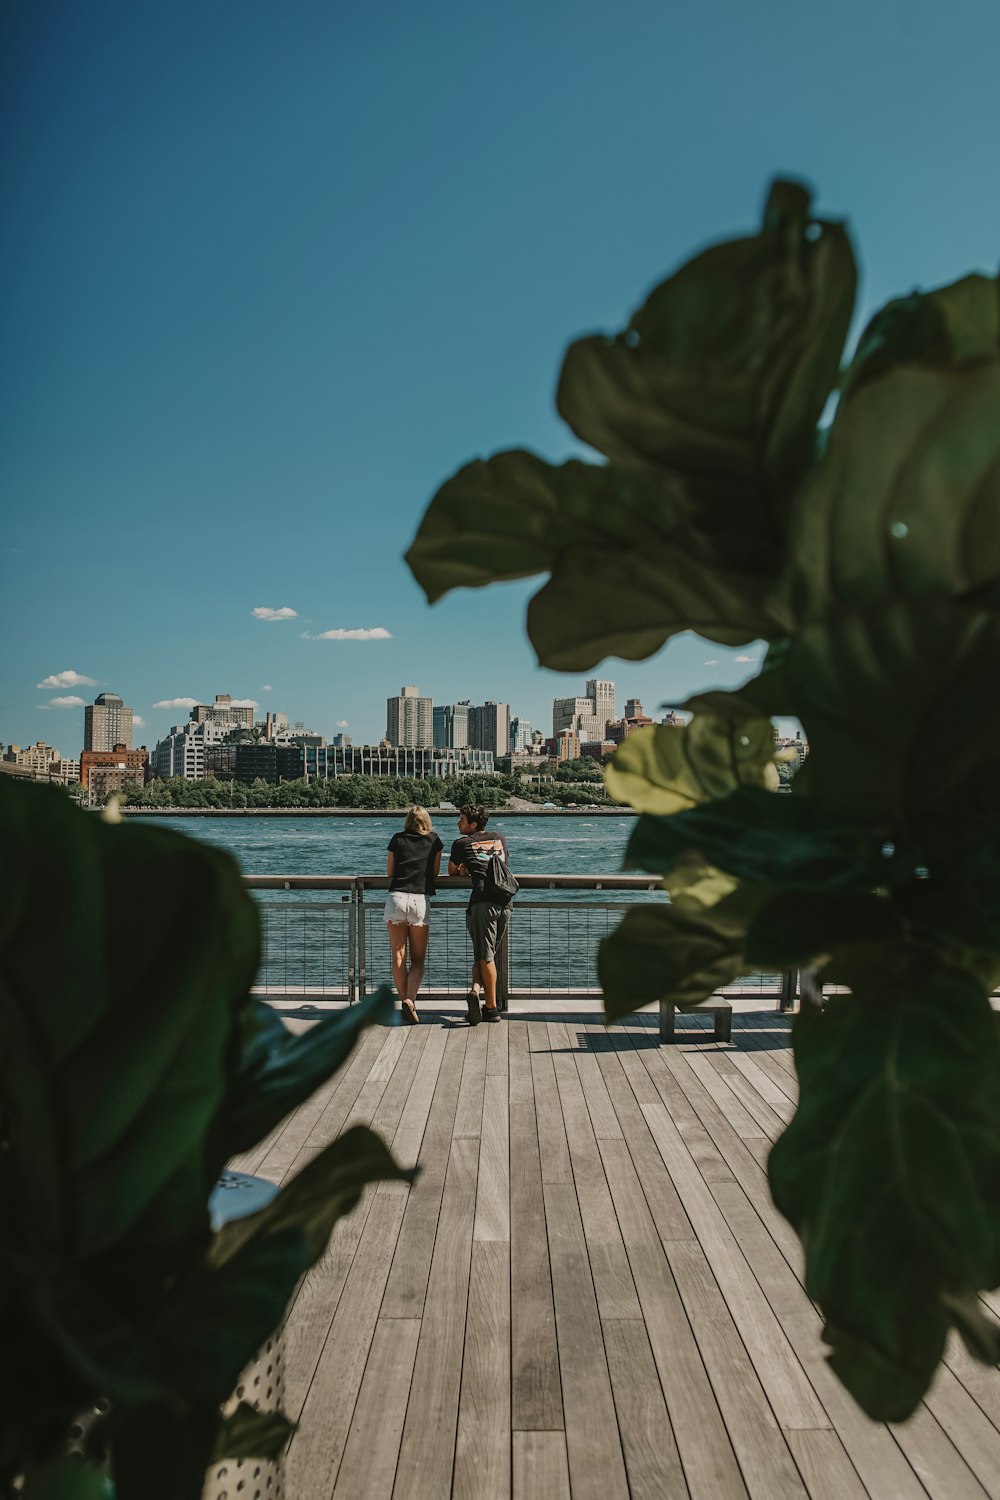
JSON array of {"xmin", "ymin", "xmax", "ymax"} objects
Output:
[
  {"xmin": 604, "ymin": 713, "xmax": 777, "ymax": 815},
  {"xmin": 556, "ymin": 178, "xmax": 856, "ymax": 539},
  {"xmin": 745, "ymin": 891, "xmax": 906, "ymax": 969},
  {"xmin": 599, "ymin": 895, "xmax": 748, "ymax": 1020},
  {"xmin": 20, "ymin": 1455, "xmax": 114, "ymax": 1500},
  {"xmin": 623, "ymin": 786, "xmax": 888, "ymax": 890},
  {"xmin": 769, "ymin": 964, "xmax": 1000, "ymax": 1421},
  {"xmin": 209, "ymin": 1402, "xmax": 295, "ymax": 1462},
  {"xmin": 405, "ymin": 450, "xmax": 788, "ymax": 670},
  {"xmin": 213, "ymin": 986, "xmax": 396, "ymax": 1164},
  {"xmin": 841, "ymin": 272, "xmax": 1000, "ymax": 402},
  {"xmin": 209, "ymin": 1124, "xmax": 413, "ymax": 1269}
]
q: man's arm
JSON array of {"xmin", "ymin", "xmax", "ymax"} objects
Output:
[{"xmin": 448, "ymin": 836, "xmax": 468, "ymax": 878}]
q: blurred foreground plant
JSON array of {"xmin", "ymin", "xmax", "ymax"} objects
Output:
[
  {"xmin": 0, "ymin": 780, "xmax": 410, "ymax": 1499},
  {"xmin": 406, "ymin": 179, "xmax": 1000, "ymax": 1420}
]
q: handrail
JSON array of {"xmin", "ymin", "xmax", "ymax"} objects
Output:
[{"xmin": 243, "ymin": 873, "xmax": 660, "ymax": 891}]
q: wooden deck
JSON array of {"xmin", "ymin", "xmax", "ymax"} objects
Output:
[{"xmin": 231, "ymin": 1005, "xmax": 1000, "ymax": 1500}]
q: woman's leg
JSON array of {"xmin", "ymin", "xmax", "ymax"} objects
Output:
[
  {"xmin": 387, "ymin": 921, "xmax": 409, "ymax": 1002},
  {"xmin": 406, "ymin": 922, "xmax": 429, "ymax": 1004}
]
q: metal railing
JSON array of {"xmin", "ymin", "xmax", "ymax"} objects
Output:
[{"xmin": 243, "ymin": 875, "xmax": 788, "ymax": 1008}]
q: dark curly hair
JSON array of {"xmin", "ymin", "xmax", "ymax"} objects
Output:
[{"xmin": 460, "ymin": 803, "xmax": 489, "ymax": 831}]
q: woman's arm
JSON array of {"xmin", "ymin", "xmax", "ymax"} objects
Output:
[
  {"xmin": 432, "ymin": 849, "xmax": 442, "ymax": 879},
  {"xmin": 387, "ymin": 851, "xmax": 395, "ymax": 879}
]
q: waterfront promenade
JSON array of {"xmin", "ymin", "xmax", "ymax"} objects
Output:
[{"xmin": 230, "ymin": 1003, "xmax": 1000, "ymax": 1500}]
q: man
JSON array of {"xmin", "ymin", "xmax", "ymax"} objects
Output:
[{"xmin": 449, "ymin": 803, "xmax": 512, "ymax": 1025}]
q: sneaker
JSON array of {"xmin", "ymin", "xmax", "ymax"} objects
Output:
[
  {"xmin": 482, "ymin": 1004, "xmax": 501, "ymax": 1023},
  {"xmin": 466, "ymin": 989, "xmax": 482, "ymax": 1026}
]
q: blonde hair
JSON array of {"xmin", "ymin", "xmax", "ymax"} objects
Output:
[{"xmin": 405, "ymin": 805, "xmax": 433, "ymax": 835}]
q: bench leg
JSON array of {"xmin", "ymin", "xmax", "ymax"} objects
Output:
[
  {"xmin": 659, "ymin": 998, "xmax": 676, "ymax": 1043},
  {"xmin": 714, "ymin": 1007, "xmax": 732, "ymax": 1043}
]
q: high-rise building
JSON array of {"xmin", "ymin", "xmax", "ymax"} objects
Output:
[
  {"xmin": 191, "ymin": 694, "xmax": 254, "ymax": 729},
  {"xmin": 84, "ymin": 692, "xmax": 133, "ymax": 752},
  {"xmin": 433, "ymin": 701, "xmax": 470, "ymax": 750},
  {"xmin": 387, "ymin": 686, "xmax": 433, "ymax": 748},
  {"xmin": 510, "ymin": 716, "xmax": 533, "ymax": 752},
  {"xmin": 624, "ymin": 697, "xmax": 644, "ymax": 719},
  {"xmin": 586, "ymin": 679, "xmax": 616, "ymax": 738},
  {"xmin": 552, "ymin": 696, "xmax": 592, "ymax": 738},
  {"xmin": 468, "ymin": 701, "xmax": 510, "ymax": 758},
  {"xmin": 152, "ymin": 720, "xmax": 229, "ymax": 780}
]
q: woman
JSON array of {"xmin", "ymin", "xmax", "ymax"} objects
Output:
[{"xmin": 385, "ymin": 805, "xmax": 443, "ymax": 1023}]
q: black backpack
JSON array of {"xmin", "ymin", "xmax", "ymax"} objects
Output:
[{"xmin": 482, "ymin": 848, "xmax": 519, "ymax": 905}]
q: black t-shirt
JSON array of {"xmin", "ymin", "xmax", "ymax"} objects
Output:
[
  {"xmin": 388, "ymin": 830, "xmax": 443, "ymax": 894},
  {"xmin": 449, "ymin": 831, "xmax": 510, "ymax": 906}
]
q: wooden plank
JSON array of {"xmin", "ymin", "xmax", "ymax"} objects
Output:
[
  {"xmin": 454, "ymin": 1241, "xmax": 512, "ymax": 1500},
  {"xmin": 381, "ymin": 1028, "xmax": 467, "ymax": 1318},
  {"xmin": 684, "ymin": 1052, "xmax": 776, "ymax": 1143},
  {"xmin": 943, "ymin": 1330, "xmax": 1000, "ymax": 1433},
  {"xmin": 486, "ymin": 1014, "xmax": 509, "ymax": 1075},
  {"xmin": 593, "ymin": 1141, "xmax": 747, "ymax": 1500},
  {"xmin": 726, "ymin": 1047, "xmax": 799, "ymax": 1111},
  {"xmin": 331, "ymin": 1317, "xmax": 420, "ymax": 1500},
  {"xmin": 778, "ymin": 1312, "xmax": 928, "ymax": 1500},
  {"xmin": 602, "ymin": 1316, "xmax": 689, "ymax": 1500},
  {"xmin": 508, "ymin": 1017, "xmax": 534, "ymax": 1105},
  {"xmin": 891, "ymin": 1403, "xmax": 990, "ymax": 1499},
  {"xmin": 474, "ymin": 1072, "xmax": 510, "ymax": 1242},
  {"xmin": 572, "ymin": 1025, "xmax": 625, "ymax": 1140},
  {"xmin": 530, "ymin": 1047, "xmax": 573, "ymax": 1185},
  {"xmin": 513, "ymin": 1431, "xmax": 570, "ymax": 1500},
  {"xmin": 619, "ymin": 1043, "xmax": 829, "ymax": 1431},
  {"xmin": 543, "ymin": 1180, "xmax": 630, "ymax": 1500},
  {"xmin": 550, "ymin": 1038, "xmax": 641, "ymax": 1320},
  {"xmin": 287, "ymin": 1190, "xmax": 407, "ymax": 1500},
  {"xmin": 453, "ymin": 1025, "xmax": 489, "ymax": 1138},
  {"xmin": 393, "ymin": 1136, "xmax": 479, "ymax": 1499},
  {"xmin": 630, "ymin": 1037, "xmax": 737, "ymax": 1185},
  {"xmin": 710, "ymin": 1054, "xmax": 791, "ymax": 1135},
  {"xmin": 369, "ymin": 1025, "xmax": 429, "ymax": 1142},
  {"xmin": 510, "ymin": 1096, "xmax": 563, "ymax": 1430},
  {"xmin": 920, "ymin": 1361, "xmax": 1000, "ymax": 1496},
  {"xmin": 383, "ymin": 1022, "xmax": 448, "ymax": 1177},
  {"xmin": 665, "ymin": 1240, "xmax": 810, "ymax": 1498},
  {"xmin": 783, "ymin": 1431, "xmax": 867, "ymax": 1500}
]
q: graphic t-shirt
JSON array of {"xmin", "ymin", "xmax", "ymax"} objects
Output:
[
  {"xmin": 449, "ymin": 832, "xmax": 511, "ymax": 906},
  {"xmin": 387, "ymin": 830, "xmax": 443, "ymax": 895}
]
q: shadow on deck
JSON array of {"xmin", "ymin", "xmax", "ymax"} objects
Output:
[{"xmin": 229, "ymin": 1007, "xmax": 1000, "ymax": 1500}]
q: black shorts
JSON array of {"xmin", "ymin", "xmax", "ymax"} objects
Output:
[{"xmin": 466, "ymin": 902, "xmax": 510, "ymax": 963}]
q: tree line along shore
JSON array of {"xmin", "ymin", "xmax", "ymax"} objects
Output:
[{"xmin": 111, "ymin": 769, "xmax": 620, "ymax": 812}]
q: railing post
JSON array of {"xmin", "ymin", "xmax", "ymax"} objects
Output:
[
  {"xmin": 497, "ymin": 912, "xmax": 511, "ymax": 1013},
  {"xmin": 348, "ymin": 881, "xmax": 357, "ymax": 1005},
  {"xmin": 778, "ymin": 968, "xmax": 798, "ymax": 1013},
  {"xmin": 357, "ymin": 880, "xmax": 367, "ymax": 999}
]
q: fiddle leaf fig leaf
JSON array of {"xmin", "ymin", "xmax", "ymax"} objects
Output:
[
  {"xmin": 769, "ymin": 966, "xmax": 1000, "ymax": 1422},
  {"xmin": 209, "ymin": 1403, "xmax": 295, "ymax": 1462},
  {"xmin": 406, "ymin": 449, "xmax": 789, "ymax": 670},
  {"xmin": 623, "ymin": 787, "xmax": 888, "ymax": 891},
  {"xmin": 745, "ymin": 891, "xmax": 906, "ymax": 969},
  {"xmin": 599, "ymin": 863, "xmax": 760, "ymax": 1019},
  {"xmin": 841, "ymin": 272, "xmax": 1000, "ymax": 402},
  {"xmin": 556, "ymin": 178, "xmax": 856, "ymax": 542},
  {"xmin": 605, "ymin": 714, "xmax": 777, "ymax": 815}
]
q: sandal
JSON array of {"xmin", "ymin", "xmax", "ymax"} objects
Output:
[{"xmin": 402, "ymin": 999, "xmax": 420, "ymax": 1025}]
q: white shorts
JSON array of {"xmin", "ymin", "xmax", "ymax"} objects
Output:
[{"xmin": 384, "ymin": 892, "xmax": 429, "ymax": 927}]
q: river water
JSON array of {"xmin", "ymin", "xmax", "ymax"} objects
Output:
[{"xmin": 167, "ymin": 812, "xmax": 637, "ymax": 878}]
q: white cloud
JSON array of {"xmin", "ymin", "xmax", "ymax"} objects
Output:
[
  {"xmin": 47, "ymin": 695, "xmax": 86, "ymax": 708},
  {"xmin": 153, "ymin": 697, "xmax": 199, "ymax": 710},
  {"xmin": 703, "ymin": 659, "xmax": 719, "ymax": 666},
  {"xmin": 229, "ymin": 699, "xmax": 259, "ymax": 709},
  {"xmin": 336, "ymin": 719, "xmax": 349, "ymax": 728},
  {"xmin": 132, "ymin": 714, "xmax": 147, "ymax": 728},
  {"xmin": 252, "ymin": 606, "xmax": 298, "ymax": 621},
  {"xmin": 37, "ymin": 669, "xmax": 97, "ymax": 689},
  {"xmin": 261, "ymin": 684, "xmax": 273, "ymax": 692},
  {"xmin": 733, "ymin": 654, "xmax": 753, "ymax": 663},
  {"xmin": 303, "ymin": 626, "xmax": 392, "ymax": 641}
]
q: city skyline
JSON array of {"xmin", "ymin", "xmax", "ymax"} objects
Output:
[{"xmin": 4, "ymin": 4, "xmax": 998, "ymax": 760}]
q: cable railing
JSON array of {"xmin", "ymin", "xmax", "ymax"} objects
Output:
[{"xmin": 243, "ymin": 874, "xmax": 788, "ymax": 1008}]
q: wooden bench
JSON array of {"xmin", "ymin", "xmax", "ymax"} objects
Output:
[{"xmin": 659, "ymin": 996, "xmax": 732, "ymax": 1043}]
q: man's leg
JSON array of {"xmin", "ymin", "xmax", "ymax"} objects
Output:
[{"xmin": 466, "ymin": 908, "xmax": 483, "ymax": 1024}]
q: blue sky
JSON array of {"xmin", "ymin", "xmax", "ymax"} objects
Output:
[{"xmin": 3, "ymin": 0, "xmax": 999, "ymax": 757}]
